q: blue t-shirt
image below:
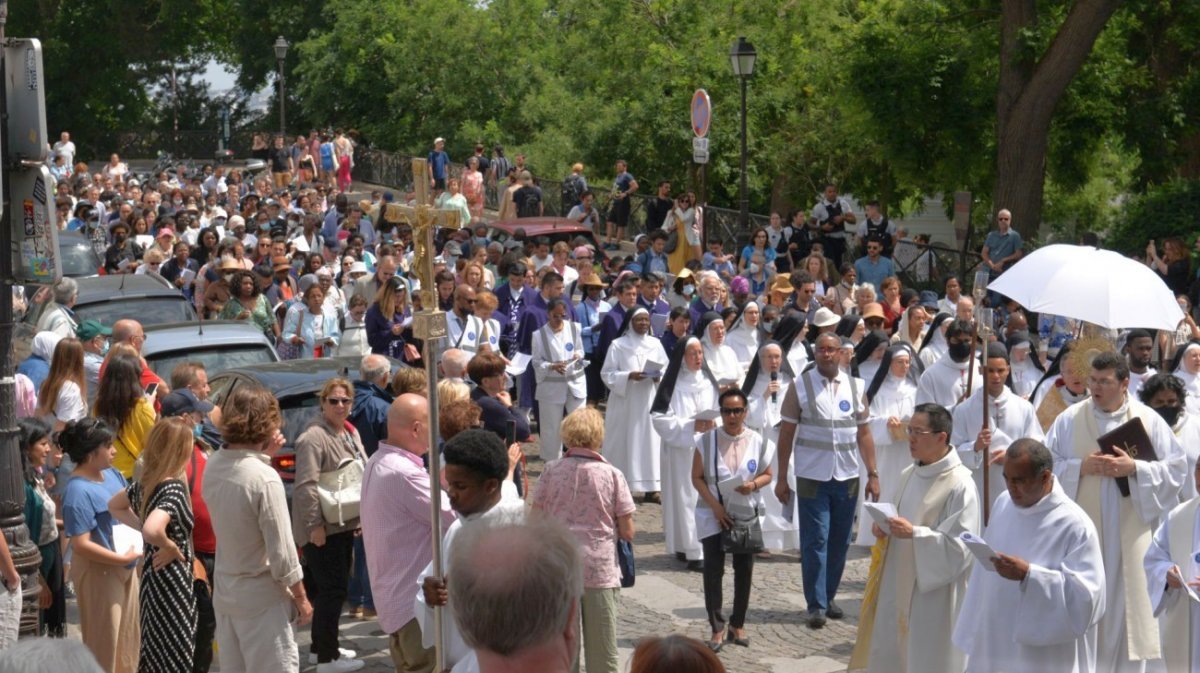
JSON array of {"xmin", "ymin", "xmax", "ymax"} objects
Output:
[
  {"xmin": 613, "ymin": 171, "xmax": 634, "ymax": 194},
  {"xmin": 984, "ymin": 229, "xmax": 1023, "ymax": 270},
  {"xmin": 63, "ymin": 468, "xmax": 128, "ymax": 552},
  {"xmin": 740, "ymin": 245, "xmax": 777, "ymax": 267},
  {"xmin": 429, "ymin": 150, "xmax": 450, "ymax": 179}
]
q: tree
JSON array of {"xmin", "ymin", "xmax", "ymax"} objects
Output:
[{"xmin": 992, "ymin": 0, "xmax": 1122, "ymax": 239}]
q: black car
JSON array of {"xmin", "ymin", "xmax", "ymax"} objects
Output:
[
  {"xmin": 207, "ymin": 356, "xmax": 406, "ymax": 493},
  {"xmin": 71, "ymin": 273, "xmax": 198, "ymax": 326}
]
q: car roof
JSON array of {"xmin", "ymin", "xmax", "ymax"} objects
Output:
[
  {"xmin": 74, "ymin": 273, "xmax": 185, "ymax": 304},
  {"xmin": 141, "ymin": 320, "xmax": 277, "ymax": 357},
  {"xmin": 489, "ymin": 218, "xmax": 598, "ymax": 238},
  {"xmin": 211, "ymin": 356, "xmax": 406, "ymax": 398}
]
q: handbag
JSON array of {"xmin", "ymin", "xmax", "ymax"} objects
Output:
[
  {"xmin": 276, "ymin": 306, "xmax": 304, "ymax": 360},
  {"xmin": 566, "ymin": 450, "xmax": 635, "ymax": 587},
  {"xmin": 710, "ymin": 432, "xmax": 765, "ymax": 555},
  {"xmin": 316, "ymin": 423, "xmax": 366, "ymax": 526},
  {"xmin": 664, "ymin": 217, "xmax": 680, "ymax": 254}
]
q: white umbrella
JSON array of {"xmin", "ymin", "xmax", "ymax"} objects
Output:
[{"xmin": 987, "ymin": 244, "xmax": 1183, "ymax": 331}]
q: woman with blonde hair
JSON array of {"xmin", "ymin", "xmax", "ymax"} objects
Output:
[
  {"xmin": 108, "ymin": 416, "xmax": 197, "ymax": 672},
  {"xmin": 463, "ymin": 156, "xmax": 485, "ymax": 218},
  {"xmin": 802, "ymin": 254, "xmax": 833, "ymax": 296},
  {"xmin": 137, "ymin": 247, "xmax": 167, "ymax": 276},
  {"xmin": 391, "ymin": 367, "xmax": 428, "ymax": 397},
  {"xmin": 365, "ymin": 277, "xmax": 417, "ymax": 363},
  {"xmin": 36, "ymin": 337, "xmax": 87, "ymax": 431},
  {"xmin": 437, "ymin": 379, "xmax": 471, "ymax": 407},
  {"xmin": 461, "ymin": 262, "xmax": 488, "ymax": 291}
]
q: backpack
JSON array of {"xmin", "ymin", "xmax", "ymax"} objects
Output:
[
  {"xmin": 517, "ymin": 188, "xmax": 542, "ymax": 218},
  {"xmin": 561, "ymin": 174, "xmax": 584, "ymax": 213}
]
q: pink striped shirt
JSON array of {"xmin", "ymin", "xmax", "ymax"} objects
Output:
[{"xmin": 361, "ymin": 441, "xmax": 455, "ymax": 634}]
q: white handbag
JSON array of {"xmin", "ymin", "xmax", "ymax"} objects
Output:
[{"xmin": 316, "ymin": 428, "xmax": 366, "ymax": 527}]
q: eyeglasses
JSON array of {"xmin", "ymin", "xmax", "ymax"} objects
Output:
[
  {"xmin": 719, "ymin": 407, "xmax": 746, "ymax": 415},
  {"xmin": 325, "ymin": 397, "xmax": 352, "ymax": 406},
  {"xmin": 909, "ymin": 428, "xmax": 938, "ymax": 436}
]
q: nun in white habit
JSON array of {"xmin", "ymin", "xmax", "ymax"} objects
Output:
[
  {"xmin": 725, "ymin": 301, "xmax": 761, "ymax": 369},
  {"xmin": 772, "ymin": 313, "xmax": 811, "ymax": 379},
  {"xmin": 697, "ymin": 310, "xmax": 743, "ymax": 388},
  {"xmin": 1170, "ymin": 340, "xmax": 1200, "ymax": 417},
  {"xmin": 601, "ymin": 306, "xmax": 670, "ymax": 494},
  {"xmin": 1007, "ymin": 330, "xmax": 1044, "ymax": 399},
  {"xmin": 917, "ymin": 312, "xmax": 952, "ymax": 369},
  {"xmin": 851, "ymin": 343, "xmax": 922, "ymax": 546},
  {"xmin": 651, "ymin": 336, "xmax": 720, "ymax": 567},
  {"xmin": 743, "ymin": 341, "xmax": 801, "ymax": 551},
  {"xmin": 854, "ymin": 329, "xmax": 891, "ymax": 390}
]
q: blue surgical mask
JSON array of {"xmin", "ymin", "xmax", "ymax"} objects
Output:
[
  {"xmin": 193, "ymin": 423, "xmax": 203, "ymax": 439},
  {"xmin": 762, "ymin": 319, "xmax": 776, "ymax": 332},
  {"xmin": 100, "ymin": 340, "xmax": 110, "ymax": 356},
  {"xmin": 473, "ymin": 237, "xmax": 490, "ymax": 249},
  {"xmin": 682, "ymin": 284, "xmax": 695, "ymax": 296}
]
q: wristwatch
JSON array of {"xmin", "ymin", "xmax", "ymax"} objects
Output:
[{"xmin": 867, "ymin": 470, "xmax": 879, "ymax": 479}]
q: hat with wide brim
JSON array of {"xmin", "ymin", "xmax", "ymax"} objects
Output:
[
  {"xmin": 770, "ymin": 275, "xmax": 793, "ymax": 295},
  {"xmin": 579, "ymin": 273, "xmax": 608, "ymax": 289},
  {"xmin": 813, "ymin": 307, "xmax": 840, "ymax": 328}
]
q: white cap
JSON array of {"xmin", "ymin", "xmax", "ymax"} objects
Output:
[
  {"xmin": 228, "ymin": 215, "xmax": 246, "ymax": 229},
  {"xmin": 349, "ymin": 261, "xmax": 368, "ymax": 275},
  {"xmin": 434, "ymin": 137, "xmax": 445, "ymax": 145}
]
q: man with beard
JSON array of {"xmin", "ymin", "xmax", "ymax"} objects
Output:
[{"xmin": 1123, "ymin": 329, "xmax": 1157, "ymax": 399}]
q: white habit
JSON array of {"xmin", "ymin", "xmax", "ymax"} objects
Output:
[
  {"xmin": 651, "ymin": 368, "xmax": 716, "ymax": 561},
  {"xmin": 746, "ymin": 373, "xmax": 800, "ymax": 550},
  {"xmin": 601, "ymin": 330, "xmax": 668, "ymax": 492},
  {"xmin": 1046, "ymin": 397, "xmax": 1188, "ymax": 673},
  {"xmin": 916, "ymin": 353, "xmax": 980, "ymax": 409},
  {"xmin": 951, "ymin": 385, "xmax": 1044, "ymax": 511},
  {"xmin": 532, "ymin": 320, "xmax": 586, "ymax": 461},
  {"xmin": 952, "ymin": 479, "xmax": 1106, "ymax": 673},
  {"xmin": 1173, "ymin": 413, "xmax": 1200, "ymax": 502},
  {"xmin": 1144, "ymin": 497, "xmax": 1200, "ymax": 673},
  {"xmin": 865, "ymin": 449, "xmax": 979, "ymax": 673},
  {"xmin": 864, "ymin": 372, "xmax": 919, "ymax": 531}
]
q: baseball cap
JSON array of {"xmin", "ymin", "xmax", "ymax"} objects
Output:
[
  {"xmin": 75, "ymin": 319, "xmax": 112, "ymax": 341},
  {"xmin": 228, "ymin": 215, "xmax": 246, "ymax": 229},
  {"xmin": 160, "ymin": 389, "xmax": 214, "ymax": 418},
  {"xmin": 434, "ymin": 137, "xmax": 445, "ymax": 144}
]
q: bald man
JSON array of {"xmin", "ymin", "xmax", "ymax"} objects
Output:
[
  {"xmin": 105, "ymin": 318, "xmax": 168, "ymax": 395},
  {"xmin": 439, "ymin": 348, "xmax": 471, "ymax": 384},
  {"xmin": 361, "ymin": 394, "xmax": 456, "ymax": 673},
  {"xmin": 448, "ymin": 285, "xmax": 485, "ymax": 353}
]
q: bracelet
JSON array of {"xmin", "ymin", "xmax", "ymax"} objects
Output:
[{"xmin": 868, "ymin": 471, "xmax": 879, "ymax": 478}]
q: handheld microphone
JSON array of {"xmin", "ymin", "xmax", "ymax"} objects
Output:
[{"xmin": 770, "ymin": 371, "xmax": 778, "ymax": 403}]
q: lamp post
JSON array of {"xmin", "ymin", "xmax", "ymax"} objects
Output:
[
  {"xmin": 274, "ymin": 35, "xmax": 289, "ymax": 138},
  {"xmin": 730, "ymin": 36, "xmax": 757, "ymax": 231}
]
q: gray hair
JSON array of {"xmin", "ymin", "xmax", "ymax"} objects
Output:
[
  {"xmin": 440, "ymin": 348, "xmax": 472, "ymax": 378},
  {"xmin": 52, "ymin": 277, "xmax": 78, "ymax": 305},
  {"xmin": 0, "ymin": 637, "xmax": 105, "ymax": 673},
  {"xmin": 360, "ymin": 354, "xmax": 390, "ymax": 384},
  {"xmin": 449, "ymin": 514, "xmax": 583, "ymax": 656}
]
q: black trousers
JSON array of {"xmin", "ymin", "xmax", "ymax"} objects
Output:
[
  {"xmin": 701, "ymin": 534, "xmax": 754, "ymax": 634},
  {"xmin": 584, "ymin": 353, "xmax": 606, "ymax": 403},
  {"xmin": 38, "ymin": 541, "xmax": 65, "ymax": 637},
  {"xmin": 193, "ymin": 552, "xmax": 216, "ymax": 673},
  {"xmin": 303, "ymin": 532, "xmax": 355, "ymax": 662},
  {"xmin": 821, "ymin": 236, "xmax": 847, "ymax": 268}
]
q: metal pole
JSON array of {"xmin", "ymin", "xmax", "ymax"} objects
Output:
[
  {"xmin": 738, "ymin": 75, "xmax": 749, "ymax": 231},
  {"xmin": 424, "ymin": 335, "xmax": 447, "ymax": 672},
  {"xmin": 278, "ymin": 59, "xmax": 286, "ymax": 138},
  {"xmin": 0, "ymin": 1, "xmax": 44, "ymax": 635}
]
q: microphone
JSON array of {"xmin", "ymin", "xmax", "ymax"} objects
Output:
[{"xmin": 770, "ymin": 371, "xmax": 778, "ymax": 403}]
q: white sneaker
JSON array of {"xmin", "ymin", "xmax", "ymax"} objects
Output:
[
  {"xmin": 315, "ymin": 658, "xmax": 365, "ymax": 673},
  {"xmin": 307, "ymin": 649, "xmax": 358, "ymax": 665}
]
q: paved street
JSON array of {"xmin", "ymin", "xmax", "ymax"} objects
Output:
[{"xmin": 276, "ymin": 443, "xmax": 870, "ymax": 673}]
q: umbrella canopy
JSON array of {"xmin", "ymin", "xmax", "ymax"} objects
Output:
[{"xmin": 988, "ymin": 244, "xmax": 1184, "ymax": 331}]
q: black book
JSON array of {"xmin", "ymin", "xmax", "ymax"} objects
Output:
[{"xmin": 1096, "ymin": 417, "xmax": 1158, "ymax": 497}]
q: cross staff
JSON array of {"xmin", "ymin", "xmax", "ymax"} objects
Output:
[{"xmin": 388, "ymin": 157, "xmax": 463, "ymax": 672}]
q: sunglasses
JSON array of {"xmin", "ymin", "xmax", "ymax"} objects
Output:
[
  {"xmin": 719, "ymin": 407, "xmax": 746, "ymax": 415},
  {"xmin": 325, "ymin": 397, "xmax": 352, "ymax": 406}
]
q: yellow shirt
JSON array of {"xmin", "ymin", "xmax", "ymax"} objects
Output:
[{"xmin": 110, "ymin": 398, "xmax": 157, "ymax": 478}]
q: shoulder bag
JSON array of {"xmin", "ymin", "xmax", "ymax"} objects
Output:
[
  {"xmin": 317, "ymin": 422, "xmax": 367, "ymax": 527},
  {"xmin": 710, "ymin": 431, "xmax": 764, "ymax": 555},
  {"xmin": 276, "ymin": 306, "xmax": 304, "ymax": 360},
  {"xmin": 567, "ymin": 450, "xmax": 635, "ymax": 587}
]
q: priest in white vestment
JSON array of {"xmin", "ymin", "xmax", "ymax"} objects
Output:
[
  {"xmin": 744, "ymin": 342, "xmax": 800, "ymax": 551},
  {"xmin": 1143, "ymin": 459, "xmax": 1200, "ymax": 673},
  {"xmin": 916, "ymin": 319, "xmax": 980, "ymax": 409},
  {"xmin": 651, "ymin": 336, "xmax": 719, "ymax": 567},
  {"xmin": 855, "ymin": 403, "xmax": 979, "ymax": 673},
  {"xmin": 601, "ymin": 307, "xmax": 669, "ymax": 495},
  {"xmin": 1046, "ymin": 353, "xmax": 1188, "ymax": 673},
  {"xmin": 953, "ymin": 439, "xmax": 1106, "ymax": 673},
  {"xmin": 952, "ymin": 341, "xmax": 1044, "ymax": 513}
]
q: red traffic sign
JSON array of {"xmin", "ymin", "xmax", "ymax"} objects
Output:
[{"xmin": 691, "ymin": 89, "xmax": 711, "ymax": 138}]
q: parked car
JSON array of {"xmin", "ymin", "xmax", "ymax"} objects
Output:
[
  {"xmin": 58, "ymin": 230, "xmax": 104, "ymax": 278},
  {"xmin": 487, "ymin": 217, "xmax": 610, "ymax": 265},
  {"xmin": 207, "ymin": 356, "xmax": 406, "ymax": 495},
  {"xmin": 141, "ymin": 320, "xmax": 279, "ymax": 381},
  {"xmin": 71, "ymin": 273, "xmax": 198, "ymax": 327}
]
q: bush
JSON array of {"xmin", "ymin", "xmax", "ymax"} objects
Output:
[{"xmin": 1108, "ymin": 179, "xmax": 1200, "ymax": 254}]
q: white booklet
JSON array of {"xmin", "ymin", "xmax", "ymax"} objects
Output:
[
  {"xmin": 650, "ymin": 312, "xmax": 669, "ymax": 336},
  {"xmin": 112, "ymin": 523, "xmax": 144, "ymax": 555},
  {"xmin": 505, "ymin": 352, "xmax": 532, "ymax": 377},
  {"xmin": 694, "ymin": 409, "xmax": 721, "ymax": 422},
  {"xmin": 641, "ymin": 366, "xmax": 663, "ymax": 380},
  {"xmin": 960, "ymin": 532, "xmax": 998, "ymax": 571},
  {"xmin": 862, "ymin": 501, "xmax": 898, "ymax": 529}
]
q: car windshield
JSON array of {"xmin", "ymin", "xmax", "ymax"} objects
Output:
[
  {"xmin": 60, "ymin": 242, "xmax": 101, "ymax": 277},
  {"xmin": 146, "ymin": 345, "xmax": 277, "ymax": 380},
  {"xmin": 280, "ymin": 395, "xmax": 321, "ymax": 446},
  {"xmin": 74, "ymin": 297, "xmax": 196, "ymax": 326}
]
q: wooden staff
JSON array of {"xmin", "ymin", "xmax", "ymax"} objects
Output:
[{"xmin": 979, "ymin": 333, "xmax": 991, "ymax": 525}]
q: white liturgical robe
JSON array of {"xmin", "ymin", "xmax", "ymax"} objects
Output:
[
  {"xmin": 651, "ymin": 368, "xmax": 717, "ymax": 561},
  {"xmin": 601, "ymin": 331, "xmax": 668, "ymax": 492},
  {"xmin": 951, "ymin": 386, "xmax": 1044, "ymax": 511},
  {"xmin": 866, "ymin": 449, "xmax": 979, "ymax": 673},
  {"xmin": 1046, "ymin": 397, "xmax": 1188, "ymax": 673},
  {"xmin": 916, "ymin": 353, "xmax": 980, "ymax": 409},
  {"xmin": 1144, "ymin": 497, "xmax": 1200, "ymax": 673},
  {"xmin": 746, "ymin": 373, "xmax": 800, "ymax": 550},
  {"xmin": 952, "ymin": 479, "xmax": 1106, "ymax": 673}
]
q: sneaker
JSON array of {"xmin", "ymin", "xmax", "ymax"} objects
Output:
[
  {"xmin": 308, "ymin": 649, "xmax": 358, "ymax": 665},
  {"xmin": 826, "ymin": 601, "xmax": 844, "ymax": 620},
  {"xmin": 806, "ymin": 608, "xmax": 826, "ymax": 629},
  {"xmin": 316, "ymin": 659, "xmax": 365, "ymax": 673}
]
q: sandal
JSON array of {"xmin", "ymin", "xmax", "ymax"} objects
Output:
[
  {"xmin": 725, "ymin": 628, "xmax": 750, "ymax": 647},
  {"xmin": 707, "ymin": 632, "xmax": 724, "ymax": 653}
]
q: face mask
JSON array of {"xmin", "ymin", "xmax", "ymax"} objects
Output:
[
  {"xmin": 100, "ymin": 340, "xmax": 110, "ymax": 356},
  {"xmin": 947, "ymin": 341, "xmax": 972, "ymax": 362},
  {"xmin": 842, "ymin": 279, "xmax": 853, "ymax": 288},
  {"xmin": 761, "ymin": 319, "xmax": 775, "ymax": 332},
  {"xmin": 750, "ymin": 263, "xmax": 761, "ymax": 274},
  {"xmin": 113, "ymin": 234, "xmax": 127, "ymax": 244},
  {"xmin": 223, "ymin": 273, "xmax": 235, "ymax": 283},
  {"xmin": 1155, "ymin": 405, "xmax": 1184, "ymax": 427},
  {"xmin": 193, "ymin": 423, "xmax": 203, "ymax": 439},
  {"xmin": 474, "ymin": 237, "xmax": 490, "ymax": 249},
  {"xmin": 173, "ymin": 199, "xmax": 183, "ymax": 206},
  {"xmin": 682, "ymin": 284, "xmax": 695, "ymax": 296}
]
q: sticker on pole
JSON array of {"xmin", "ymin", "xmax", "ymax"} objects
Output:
[{"xmin": 691, "ymin": 89, "xmax": 711, "ymax": 138}]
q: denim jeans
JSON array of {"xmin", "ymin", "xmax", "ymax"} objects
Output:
[
  {"xmin": 796, "ymin": 476, "xmax": 857, "ymax": 612},
  {"xmin": 348, "ymin": 535, "xmax": 374, "ymax": 610}
]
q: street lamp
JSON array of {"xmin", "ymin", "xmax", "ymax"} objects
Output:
[
  {"xmin": 274, "ymin": 35, "xmax": 289, "ymax": 138},
  {"xmin": 730, "ymin": 36, "xmax": 757, "ymax": 231}
]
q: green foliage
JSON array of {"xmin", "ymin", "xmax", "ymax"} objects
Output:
[{"xmin": 1107, "ymin": 179, "xmax": 1200, "ymax": 253}]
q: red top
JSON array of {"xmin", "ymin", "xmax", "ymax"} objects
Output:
[{"xmin": 185, "ymin": 444, "xmax": 216, "ymax": 555}]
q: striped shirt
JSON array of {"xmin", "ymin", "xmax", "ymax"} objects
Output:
[{"xmin": 361, "ymin": 441, "xmax": 455, "ymax": 634}]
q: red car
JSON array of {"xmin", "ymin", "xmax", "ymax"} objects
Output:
[{"xmin": 487, "ymin": 218, "xmax": 611, "ymax": 266}]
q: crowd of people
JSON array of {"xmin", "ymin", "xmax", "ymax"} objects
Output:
[{"xmin": 6, "ymin": 129, "xmax": 1200, "ymax": 673}]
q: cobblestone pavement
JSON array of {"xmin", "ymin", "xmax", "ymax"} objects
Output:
[{"xmin": 276, "ymin": 442, "xmax": 869, "ymax": 673}]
